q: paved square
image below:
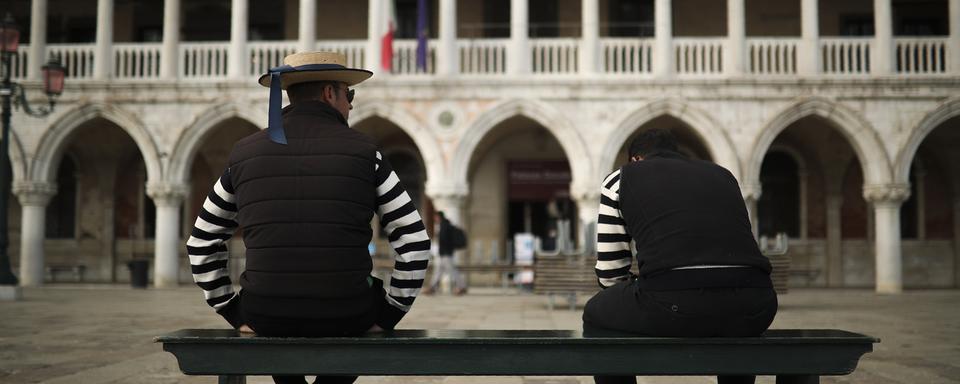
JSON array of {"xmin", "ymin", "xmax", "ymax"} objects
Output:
[{"xmin": 1, "ymin": 286, "xmax": 957, "ymax": 383}]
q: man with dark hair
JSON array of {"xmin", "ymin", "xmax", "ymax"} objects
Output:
[
  {"xmin": 585, "ymin": 128, "xmax": 778, "ymax": 384},
  {"xmin": 424, "ymin": 211, "xmax": 467, "ymax": 295},
  {"xmin": 186, "ymin": 52, "xmax": 431, "ymax": 384}
]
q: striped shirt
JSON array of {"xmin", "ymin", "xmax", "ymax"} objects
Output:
[
  {"xmin": 595, "ymin": 169, "xmax": 634, "ymax": 288},
  {"xmin": 186, "ymin": 150, "xmax": 431, "ymax": 326}
]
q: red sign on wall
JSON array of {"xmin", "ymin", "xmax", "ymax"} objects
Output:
[{"xmin": 507, "ymin": 160, "xmax": 571, "ymax": 201}]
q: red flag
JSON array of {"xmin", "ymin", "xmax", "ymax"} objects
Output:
[{"xmin": 381, "ymin": 1, "xmax": 396, "ymax": 72}]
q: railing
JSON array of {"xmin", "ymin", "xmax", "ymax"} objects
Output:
[
  {"xmin": 248, "ymin": 41, "xmax": 298, "ymax": 76},
  {"xmin": 531, "ymin": 38, "xmax": 579, "ymax": 74},
  {"xmin": 674, "ymin": 38, "xmax": 724, "ymax": 75},
  {"xmin": 821, "ymin": 38, "xmax": 871, "ymax": 75},
  {"xmin": 391, "ymin": 39, "xmax": 436, "ymax": 75},
  {"xmin": 180, "ymin": 42, "xmax": 229, "ymax": 80},
  {"xmin": 47, "ymin": 44, "xmax": 96, "ymax": 79},
  {"xmin": 316, "ymin": 40, "xmax": 367, "ymax": 69},
  {"xmin": 10, "ymin": 46, "xmax": 29, "ymax": 79},
  {"xmin": 748, "ymin": 38, "xmax": 798, "ymax": 75},
  {"xmin": 895, "ymin": 37, "xmax": 947, "ymax": 75},
  {"xmin": 114, "ymin": 43, "xmax": 162, "ymax": 80},
  {"xmin": 601, "ymin": 38, "xmax": 653, "ymax": 74},
  {"xmin": 459, "ymin": 39, "xmax": 508, "ymax": 75}
]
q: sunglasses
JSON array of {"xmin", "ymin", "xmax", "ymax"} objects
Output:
[{"xmin": 344, "ymin": 87, "xmax": 355, "ymax": 104}]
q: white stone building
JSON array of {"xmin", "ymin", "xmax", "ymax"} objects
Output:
[{"xmin": 4, "ymin": 0, "xmax": 959, "ymax": 293}]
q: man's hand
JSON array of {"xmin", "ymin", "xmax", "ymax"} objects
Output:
[
  {"xmin": 367, "ymin": 324, "xmax": 384, "ymax": 333},
  {"xmin": 238, "ymin": 324, "xmax": 255, "ymax": 334}
]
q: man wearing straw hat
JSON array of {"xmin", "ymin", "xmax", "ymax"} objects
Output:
[{"xmin": 186, "ymin": 52, "xmax": 432, "ymax": 384}]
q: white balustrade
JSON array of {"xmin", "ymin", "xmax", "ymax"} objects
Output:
[
  {"xmin": 180, "ymin": 43, "xmax": 230, "ymax": 80},
  {"xmin": 531, "ymin": 38, "xmax": 579, "ymax": 74},
  {"xmin": 601, "ymin": 38, "xmax": 653, "ymax": 74},
  {"xmin": 458, "ymin": 39, "xmax": 508, "ymax": 75},
  {"xmin": 390, "ymin": 39, "xmax": 436, "ymax": 75},
  {"xmin": 748, "ymin": 38, "xmax": 798, "ymax": 75},
  {"xmin": 114, "ymin": 43, "xmax": 162, "ymax": 80},
  {"xmin": 315, "ymin": 40, "xmax": 367, "ymax": 69},
  {"xmin": 821, "ymin": 38, "xmax": 871, "ymax": 75},
  {"xmin": 674, "ymin": 38, "xmax": 725, "ymax": 75},
  {"xmin": 47, "ymin": 44, "xmax": 96, "ymax": 79},
  {"xmin": 895, "ymin": 38, "xmax": 948, "ymax": 75},
  {"xmin": 10, "ymin": 46, "xmax": 29, "ymax": 79},
  {"xmin": 248, "ymin": 41, "xmax": 298, "ymax": 76}
]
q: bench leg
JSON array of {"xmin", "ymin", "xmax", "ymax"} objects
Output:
[
  {"xmin": 219, "ymin": 375, "xmax": 246, "ymax": 384},
  {"xmin": 776, "ymin": 374, "xmax": 818, "ymax": 384}
]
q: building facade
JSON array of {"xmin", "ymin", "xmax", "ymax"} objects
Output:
[{"xmin": 5, "ymin": 0, "xmax": 960, "ymax": 293}]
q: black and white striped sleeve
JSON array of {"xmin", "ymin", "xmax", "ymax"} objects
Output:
[
  {"xmin": 186, "ymin": 168, "xmax": 242, "ymax": 328},
  {"xmin": 374, "ymin": 151, "xmax": 431, "ymax": 329},
  {"xmin": 595, "ymin": 169, "xmax": 634, "ymax": 288}
]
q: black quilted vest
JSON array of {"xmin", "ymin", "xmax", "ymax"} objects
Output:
[
  {"xmin": 618, "ymin": 151, "xmax": 772, "ymax": 277},
  {"xmin": 228, "ymin": 101, "xmax": 379, "ymax": 319}
]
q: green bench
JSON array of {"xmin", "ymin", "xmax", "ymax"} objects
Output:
[{"xmin": 157, "ymin": 329, "xmax": 877, "ymax": 384}]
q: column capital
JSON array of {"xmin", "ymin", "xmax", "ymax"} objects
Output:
[
  {"xmin": 146, "ymin": 183, "xmax": 189, "ymax": 207},
  {"xmin": 13, "ymin": 182, "xmax": 57, "ymax": 206},
  {"xmin": 740, "ymin": 183, "xmax": 762, "ymax": 202},
  {"xmin": 425, "ymin": 181, "xmax": 469, "ymax": 201},
  {"xmin": 863, "ymin": 183, "xmax": 911, "ymax": 206}
]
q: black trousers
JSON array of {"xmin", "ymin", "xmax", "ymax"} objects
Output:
[
  {"xmin": 241, "ymin": 280, "xmax": 386, "ymax": 384},
  {"xmin": 582, "ymin": 277, "xmax": 778, "ymax": 384}
]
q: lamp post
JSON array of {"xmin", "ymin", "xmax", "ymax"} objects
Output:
[{"xmin": 0, "ymin": 13, "xmax": 65, "ymax": 291}]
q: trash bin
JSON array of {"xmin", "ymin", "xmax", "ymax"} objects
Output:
[{"xmin": 128, "ymin": 260, "xmax": 149, "ymax": 289}]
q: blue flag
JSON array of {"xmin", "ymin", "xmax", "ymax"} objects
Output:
[{"xmin": 416, "ymin": 0, "xmax": 428, "ymax": 72}]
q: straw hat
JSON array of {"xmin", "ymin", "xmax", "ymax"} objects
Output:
[{"xmin": 258, "ymin": 51, "xmax": 373, "ymax": 89}]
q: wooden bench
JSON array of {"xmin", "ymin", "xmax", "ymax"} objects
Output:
[
  {"xmin": 533, "ymin": 254, "xmax": 599, "ymax": 310},
  {"xmin": 45, "ymin": 264, "xmax": 86, "ymax": 282},
  {"xmin": 157, "ymin": 328, "xmax": 877, "ymax": 384}
]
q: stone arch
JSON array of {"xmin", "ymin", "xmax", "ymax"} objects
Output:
[
  {"xmin": 32, "ymin": 103, "xmax": 162, "ymax": 185},
  {"xmin": 894, "ymin": 97, "xmax": 960, "ymax": 185},
  {"xmin": 168, "ymin": 102, "xmax": 265, "ymax": 184},
  {"xmin": 747, "ymin": 97, "xmax": 891, "ymax": 188},
  {"xmin": 450, "ymin": 99, "xmax": 592, "ymax": 195},
  {"xmin": 6, "ymin": 126, "xmax": 28, "ymax": 185},
  {"xmin": 350, "ymin": 102, "xmax": 445, "ymax": 188},
  {"xmin": 600, "ymin": 99, "xmax": 742, "ymax": 182}
]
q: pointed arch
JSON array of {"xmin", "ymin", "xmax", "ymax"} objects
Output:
[
  {"xmin": 450, "ymin": 99, "xmax": 592, "ymax": 195},
  {"xmin": 6, "ymin": 125, "xmax": 27, "ymax": 185},
  {"xmin": 747, "ymin": 97, "xmax": 891, "ymax": 188},
  {"xmin": 601, "ymin": 99, "xmax": 741, "ymax": 182},
  {"xmin": 168, "ymin": 102, "xmax": 265, "ymax": 184},
  {"xmin": 895, "ymin": 97, "xmax": 960, "ymax": 185},
  {"xmin": 350, "ymin": 102, "xmax": 445, "ymax": 187},
  {"xmin": 32, "ymin": 103, "xmax": 162, "ymax": 184}
]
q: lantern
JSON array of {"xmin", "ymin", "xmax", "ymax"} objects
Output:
[
  {"xmin": 42, "ymin": 58, "xmax": 66, "ymax": 96},
  {"xmin": 0, "ymin": 13, "xmax": 18, "ymax": 55}
]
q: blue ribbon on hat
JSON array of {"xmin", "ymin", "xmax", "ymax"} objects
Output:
[{"xmin": 266, "ymin": 63, "xmax": 350, "ymax": 145}]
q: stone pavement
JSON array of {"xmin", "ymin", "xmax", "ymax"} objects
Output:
[{"xmin": 1, "ymin": 285, "xmax": 958, "ymax": 384}]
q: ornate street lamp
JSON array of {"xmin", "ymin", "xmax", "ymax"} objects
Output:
[{"xmin": 0, "ymin": 12, "xmax": 66, "ymax": 290}]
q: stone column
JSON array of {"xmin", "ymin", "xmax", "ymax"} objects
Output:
[
  {"xmin": 725, "ymin": 0, "xmax": 747, "ymax": 76},
  {"xmin": 160, "ymin": 0, "xmax": 180, "ymax": 79},
  {"xmin": 798, "ymin": 0, "xmax": 820, "ymax": 75},
  {"xmin": 579, "ymin": 0, "xmax": 600, "ymax": 75},
  {"xmin": 228, "ymin": 0, "xmax": 249, "ymax": 79},
  {"xmin": 653, "ymin": 0, "xmax": 673, "ymax": 78},
  {"xmin": 437, "ymin": 0, "xmax": 458, "ymax": 76},
  {"xmin": 864, "ymin": 184, "xmax": 910, "ymax": 294},
  {"xmin": 147, "ymin": 183, "xmax": 188, "ymax": 288},
  {"xmin": 13, "ymin": 183, "xmax": 56, "ymax": 287},
  {"xmin": 508, "ymin": 0, "xmax": 531, "ymax": 75},
  {"xmin": 298, "ymin": 0, "xmax": 316, "ymax": 52},
  {"xmin": 431, "ymin": 194, "xmax": 468, "ymax": 228},
  {"xmin": 950, "ymin": 0, "xmax": 960, "ymax": 73},
  {"xmin": 27, "ymin": 0, "xmax": 48, "ymax": 80},
  {"xmin": 367, "ymin": 0, "xmax": 384, "ymax": 73},
  {"xmin": 741, "ymin": 183, "xmax": 762, "ymax": 240},
  {"xmin": 572, "ymin": 191, "xmax": 600, "ymax": 255},
  {"xmin": 826, "ymin": 194, "xmax": 844, "ymax": 287},
  {"xmin": 93, "ymin": 0, "xmax": 114, "ymax": 80},
  {"xmin": 872, "ymin": 0, "xmax": 894, "ymax": 75}
]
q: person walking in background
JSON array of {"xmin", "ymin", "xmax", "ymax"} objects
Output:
[
  {"xmin": 186, "ymin": 52, "xmax": 431, "ymax": 384},
  {"xmin": 423, "ymin": 211, "xmax": 468, "ymax": 295},
  {"xmin": 584, "ymin": 128, "xmax": 778, "ymax": 384}
]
